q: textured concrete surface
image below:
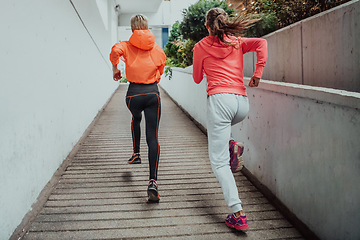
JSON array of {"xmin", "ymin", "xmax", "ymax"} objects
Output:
[{"xmin": 21, "ymin": 84, "xmax": 304, "ymax": 239}]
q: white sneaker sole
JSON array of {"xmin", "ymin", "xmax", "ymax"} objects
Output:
[{"xmin": 234, "ymin": 143, "xmax": 244, "ymax": 171}]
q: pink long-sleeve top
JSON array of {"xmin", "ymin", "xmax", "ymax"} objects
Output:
[{"xmin": 192, "ymin": 36, "xmax": 268, "ymax": 96}]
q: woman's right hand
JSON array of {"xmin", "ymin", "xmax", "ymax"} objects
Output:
[
  {"xmin": 248, "ymin": 76, "xmax": 260, "ymax": 87},
  {"xmin": 113, "ymin": 69, "xmax": 122, "ymax": 81}
]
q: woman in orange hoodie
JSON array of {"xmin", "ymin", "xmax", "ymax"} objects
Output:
[{"xmin": 110, "ymin": 14, "xmax": 166, "ymax": 202}]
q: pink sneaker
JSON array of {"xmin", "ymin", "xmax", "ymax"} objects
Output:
[
  {"xmin": 229, "ymin": 141, "xmax": 244, "ymax": 173},
  {"xmin": 225, "ymin": 213, "xmax": 249, "ymax": 231}
]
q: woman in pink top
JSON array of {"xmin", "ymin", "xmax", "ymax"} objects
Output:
[{"xmin": 193, "ymin": 8, "xmax": 268, "ymax": 231}]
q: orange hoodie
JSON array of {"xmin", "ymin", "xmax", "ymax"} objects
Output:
[{"xmin": 110, "ymin": 30, "xmax": 166, "ymax": 84}]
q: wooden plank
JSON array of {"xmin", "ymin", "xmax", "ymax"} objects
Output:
[
  {"xmin": 44, "ymin": 196, "xmax": 269, "ymax": 208},
  {"xmin": 29, "ymin": 218, "xmax": 293, "ymax": 232},
  {"xmin": 24, "ymin": 226, "xmax": 302, "ymax": 240},
  {"xmin": 33, "ymin": 208, "xmax": 284, "ymax": 223}
]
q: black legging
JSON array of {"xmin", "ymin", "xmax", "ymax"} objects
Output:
[{"xmin": 126, "ymin": 85, "xmax": 161, "ymax": 181}]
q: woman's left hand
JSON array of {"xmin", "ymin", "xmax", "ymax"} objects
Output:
[{"xmin": 248, "ymin": 76, "xmax": 260, "ymax": 87}]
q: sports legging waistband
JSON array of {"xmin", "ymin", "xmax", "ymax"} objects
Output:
[{"xmin": 126, "ymin": 82, "xmax": 159, "ymax": 97}]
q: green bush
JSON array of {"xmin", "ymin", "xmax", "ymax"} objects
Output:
[
  {"xmin": 164, "ymin": 58, "xmax": 173, "ymax": 80},
  {"xmin": 244, "ymin": 12, "xmax": 278, "ymax": 37},
  {"xmin": 164, "ymin": 21, "xmax": 182, "ymax": 67},
  {"xmin": 120, "ymin": 75, "xmax": 127, "ymax": 83},
  {"xmin": 245, "ymin": 0, "xmax": 351, "ymax": 29},
  {"xmin": 164, "ymin": 21, "xmax": 181, "ymax": 61},
  {"xmin": 164, "ymin": 23, "xmax": 196, "ymax": 69},
  {"xmin": 164, "ymin": 0, "xmax": 234, "ymax": 70}
]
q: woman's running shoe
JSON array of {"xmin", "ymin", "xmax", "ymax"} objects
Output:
[
  {"xmin": 147, "ymin": 179, "xmax": 160, "ymax": 202},
  {"xmin": 128, "ymin": 153, "xmax": 141, "ymax": 164},
  {"xmin": 225, "ymin": 213, "xmax": 249, "ymax": 231},
  {"xmin": 229, "ymin": 141, "xmax": 244, "ymax": 173}
]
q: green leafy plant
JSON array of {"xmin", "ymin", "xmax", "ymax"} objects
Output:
[
  {"xmin": 120, "ymin": 74, "xmax": 127, "ymax": 83},
  {"xmin": 165, "ymin": 66, "xmax": 173, "ymax": 80},
  {"xmin": 244, "ymin": 12, "xmax": 278, "ymax": 37},
  {"xmin": 164, "ymin": 58, "xmax": 174, "ymax": 80},
  {"xmin": 164, "ymin": 0, "xmax": 234, "ymax": 70},
  {"xmin": 164, "ymin": 23, "xmax": 196, "ymax": 70},
  {"xmin": 235, "ymin": 0, "xmax": 351, "ymax": 29}
]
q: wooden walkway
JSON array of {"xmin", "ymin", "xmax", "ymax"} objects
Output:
[{"xmin": 22, "ymin": 84, "xmax": 304, "ymax": 239}]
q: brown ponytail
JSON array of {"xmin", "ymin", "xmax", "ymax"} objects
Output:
[{"xmin": 206, "ymin": 8, "xmax": 258, "ymax": 47}]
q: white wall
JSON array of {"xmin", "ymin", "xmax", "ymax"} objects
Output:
[
  {"xmin": 117, "ymin": 0, "xmax": 197, "ymax": 27},
  {"xmin": 168, "ymin": 0, "xmax": 199, "ymax": 24},
  {"xmin": 0, "ymin": 1, "xmax": 118, "ymax": 239},
  {"xmin": 245, "ymin": 0, "xmax": 360, "ymax": 92},
  {"xmin": 160, "ymin": 67, "xmax": 208, "ymax": 128},
  {"xmin": 118, "ymin": 1, "xmax": 170, "ymax": 27},
  {"xmin": 160, "ymin": 67, "xmax": 360, "ymax": 240}
]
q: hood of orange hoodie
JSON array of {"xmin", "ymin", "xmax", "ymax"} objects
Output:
[
  {"xmin": 197, "ymin": 36, "xmax": 236, "ymax": 59},
  {"xmin": 129, "ymin": 29, "xmax": 155, "ymax": 51}
]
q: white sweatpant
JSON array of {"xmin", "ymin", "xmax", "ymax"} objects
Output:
[{"xmin": 207, "ymin": 93, "xmax": 249, "ymax": 213}]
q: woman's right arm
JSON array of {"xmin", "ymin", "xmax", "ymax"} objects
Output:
[
  {"xmin": 110, "ymin": 42, "xmax": 125, "ymax": 65},
  {"xmin": 110, "ymin": 42, "xmax": 126, "ymax": 81}
]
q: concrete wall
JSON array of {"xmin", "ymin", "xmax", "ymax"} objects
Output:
[
  {"xmin": 160, "ymin": 67, "xmax": 208, "ymax": 129},
  {"xmin": 160, "ymin": 68, "xmax": 360, "ymax": 240},
  {"xmin": 0, "ymin": 1, "xmax": 118, "ymax": 239},
  {"xmin": 245, "ymin": 0, "xmax": 360, "ymax": 92}
]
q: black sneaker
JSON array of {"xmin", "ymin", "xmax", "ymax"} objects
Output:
[
  {"xmin": 147, "ymin": 179, "xmax": 160, "ymax": 202},
  {"xmin": 128, "ymin": 153, "xmax": 141, "ymax": 164}
]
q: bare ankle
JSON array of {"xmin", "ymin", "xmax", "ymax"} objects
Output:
[{"xmin": 234, "ymin": 210, "xmax": 244, "ymax": 218}]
